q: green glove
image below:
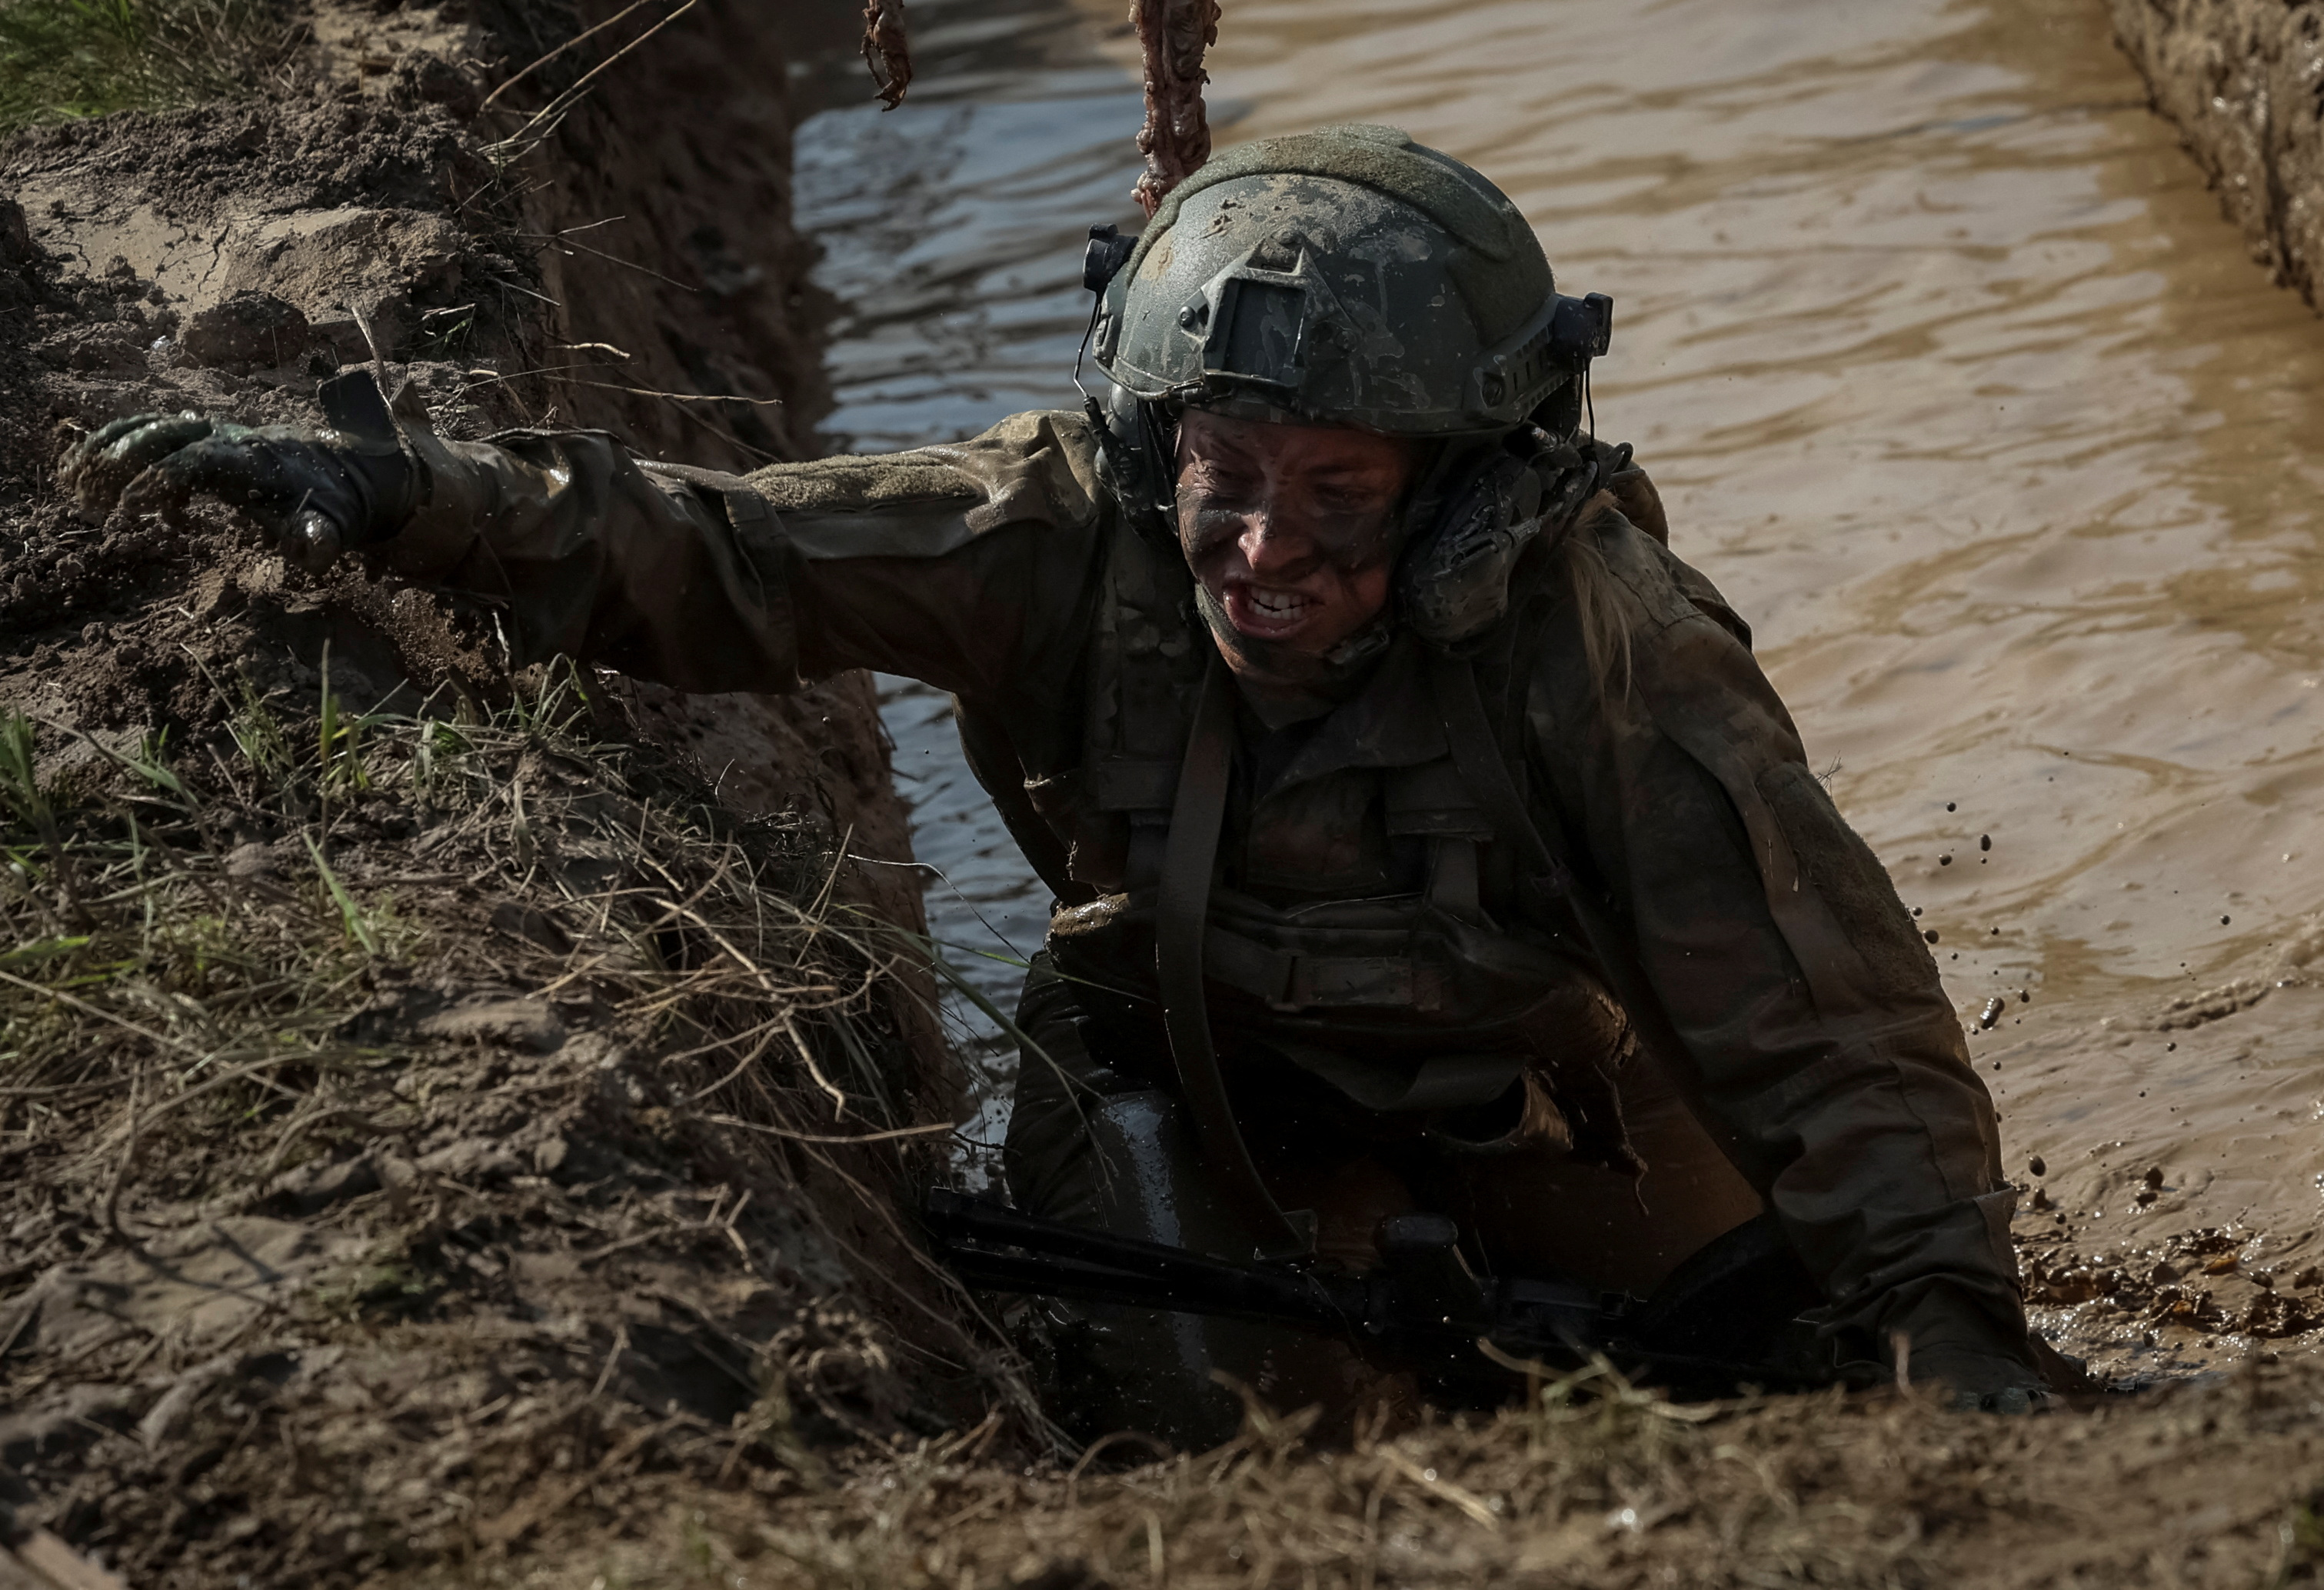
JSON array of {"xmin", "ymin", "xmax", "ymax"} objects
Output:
[{"xmin": 60, "ymin": 372, "xmax": 421, "ymax": 574}]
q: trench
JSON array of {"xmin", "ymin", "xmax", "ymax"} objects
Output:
[{"xmin": 795, "ymin": 0, "xmax": 2324, "ymax": 1365}]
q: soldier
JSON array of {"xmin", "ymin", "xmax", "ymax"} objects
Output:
[{"xmin": 64, "ymin": 124, "xmax": 2050, "ymax": 1442}]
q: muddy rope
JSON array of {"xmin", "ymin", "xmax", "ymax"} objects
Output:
[
  {"xmin": 1131, "ymin": 0, "xmax": 1222, "ymax": 216},
  {"xmin": 862, "ymin": 0, "xmax": 911, "ymax": 109}
]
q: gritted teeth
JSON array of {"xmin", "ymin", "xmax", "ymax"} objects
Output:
[{"xmin": 1246, "ymin": 586, "xmax": 1313, "ymax": 617}]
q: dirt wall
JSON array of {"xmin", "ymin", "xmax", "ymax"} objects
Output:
[
  {"xmin": 0, "ymin": 0, "xmax": 951, "ymax": 1224},
  {"xmin": 0, "ymin": 5, "xmax": 1004, "ymax": 1586},
  {"xmin": 2109, "ymin": 0, "xmax": 2324, "ymax": 310}
]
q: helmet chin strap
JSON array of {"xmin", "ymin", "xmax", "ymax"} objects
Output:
[{"xmin": 1190, "ymin": 583, "xmax": 1395, "ymax": 728}]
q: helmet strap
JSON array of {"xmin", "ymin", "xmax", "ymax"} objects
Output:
[{"xmin": 1190, "ymin": 582, "xmax": 1395, "ymax": 728}]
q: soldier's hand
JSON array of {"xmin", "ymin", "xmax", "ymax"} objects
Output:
[{"xmin": 60, "ymin": 396, "xmax": 418, "ymax": 575}]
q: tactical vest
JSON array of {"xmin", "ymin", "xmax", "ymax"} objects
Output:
[{"xmin": 1038, "ymin": 515, "xmax": 1640, "ymax": 1247}]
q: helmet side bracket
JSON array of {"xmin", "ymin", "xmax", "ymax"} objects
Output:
[
  {"xmin": 1470, "ymin": 289, "xmax": 1613, "ymax": 427},
  {"xmin": 1076, "ymin": 223, "xmax": 1183, "ymax": 548}
]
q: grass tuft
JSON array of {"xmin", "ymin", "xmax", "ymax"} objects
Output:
[{"xmin": 0, "ymin": 0, "xmax": 304, "ymax": 132}]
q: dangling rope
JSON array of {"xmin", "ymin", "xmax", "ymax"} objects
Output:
[
  {"xmin": 1130, "ymin": 0, "xmax": 1221, "ymax": 216},
  {"xmin": 861, "ymin": 0, "xmax": 911, "ymax": 109}
]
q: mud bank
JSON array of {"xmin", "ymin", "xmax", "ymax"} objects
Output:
[
  {"xmin": 2109, "ymin": 0, "xmax": 2324, "ymax": 310},
  {"xmin": 0, "ymin": 4, "xmax": 1009, "ymax": 1586},
  {"xmin": 562, "ymin": 1355, "xmax": 2324, "ymax": 1590}
]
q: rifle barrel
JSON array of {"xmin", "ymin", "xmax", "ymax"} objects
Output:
[
  {"xmin": 925, "ymin": 1188, "xmax": 1350, "ymax": 1326},
  {"xmin": 921, "ymin": 1190, "xmax": 1836, "ymax": 1396}
]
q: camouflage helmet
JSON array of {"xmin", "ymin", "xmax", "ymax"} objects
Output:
[{"xmin": 1090, "ymin": 123, "xmax": 1610, "ymax": 438}]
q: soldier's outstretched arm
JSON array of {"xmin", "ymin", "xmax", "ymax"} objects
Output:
[
  {"xmin": 59, "ymin": 383, "xmax": 1104, "ymax": 701},
  {"xmin": 1523, "ymin": 508, "xmax": 2042, "ymax": 1409}
]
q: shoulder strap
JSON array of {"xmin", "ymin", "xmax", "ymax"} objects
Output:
[
  {"xmin": 1428, "ymin": 650, "xmax": 1709, "ymax": 1122},
  {"xmin": 1154, "ymin": 655, "xmax": 1316, "ymax": 1261},
  {"xmin": 1429, "ymin": 648, "xmax": 1565, "ymax": 888}
]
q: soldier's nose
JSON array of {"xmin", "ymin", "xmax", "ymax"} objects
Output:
[{"xmin": 1239, "ymin": 513, "xmax": 1304, "ymax": 575}]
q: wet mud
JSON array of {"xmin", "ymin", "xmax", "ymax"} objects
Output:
[{"xmin": 5, "ymin": 0, "xmax": 2324, "ymax": 1579}]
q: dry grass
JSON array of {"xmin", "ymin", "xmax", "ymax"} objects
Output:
[
  {"xmin": 474, "ymin": 1350, "xmax": 2324, "ymax": 1590},
  {"xmin": 1, "ymin": 659, "xmax": 936, "ymax": 1215}
]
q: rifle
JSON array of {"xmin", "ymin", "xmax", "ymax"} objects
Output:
[{"xmin": 922, "ymin": 1188, "xmax": 1839, "ymax": 1400}]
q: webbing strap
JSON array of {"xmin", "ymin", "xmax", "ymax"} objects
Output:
[
  {"xmin": 1429, "ymin": 648, "xmax": 1706, "ymax": 1125},
  {"xmin": 1429, "ymin": 650, "xmax": 1565, "ymax": 887},
  {"xmin": 1154, "ymin": 655, "xmax": 1315, "ymax": 1260}
]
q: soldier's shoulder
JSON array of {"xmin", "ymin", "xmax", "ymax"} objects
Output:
[
  {"xmin": 743, "ymin": 410, "xmax": 1104, "ymax": 532},
  {"xmin": 1503, "ymin": 500, "xmax": 1774, "ymax": 748},
  {"xmin": 1570, "ymin": 502, "xmax": 1753, "ymax": 652}
]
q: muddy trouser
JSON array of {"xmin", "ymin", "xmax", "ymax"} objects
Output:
[{"xmin": 1001, "ymin": 952, "xmax": 1766, "ymax": 1449}]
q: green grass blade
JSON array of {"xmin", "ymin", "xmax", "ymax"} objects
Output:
[{"xmin": 302, "ymin": 832, "xmax": 379, "ymax": 955}]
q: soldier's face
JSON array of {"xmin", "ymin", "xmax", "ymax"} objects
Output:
[{"xmin": 1174, "ymin": 408, "xmax": 1414, "ymax": 657}]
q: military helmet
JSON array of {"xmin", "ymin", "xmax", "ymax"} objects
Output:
[
  {"xmin": 1090, "ymin": 123, "xmax": 1609, "ymax": 439},
  {"xmin": 1076, "ymin": 125, "xmax": 1617, "ymax": 646}
]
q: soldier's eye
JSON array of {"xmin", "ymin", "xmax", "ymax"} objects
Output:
[{"xmin": 1313, "ymin": 486, "xmax": 1383, "ymax": 515}]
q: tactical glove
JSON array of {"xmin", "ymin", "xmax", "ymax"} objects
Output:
[{"xmin": 60, "ymin": 372, "xmax": 421, "ymax": 575}]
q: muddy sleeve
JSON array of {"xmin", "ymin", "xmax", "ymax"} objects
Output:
[
  {"xmin": 1523, "ymin": 514, "xmax": 2032, "ymax": 1380},
  {"xmin": 378, "ymin": 410, "xmax": 1108, "ymax": 698}
]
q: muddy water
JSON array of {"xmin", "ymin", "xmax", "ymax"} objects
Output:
[
  {"xmin": 797, "ymin": 0, "xmax": 2324, "ymax": 1327},
  {"xmin": 792, "ymin": 0, "xmax": 1151, "ymax": 1158}
]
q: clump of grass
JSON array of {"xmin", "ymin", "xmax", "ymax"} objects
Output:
[
  {"xmin": 0, "ymin": 0, "xmax": 305, "ymax": 132},
  {"xmin": 559, "ymin": 1351, "xmax": 2324, "ymax": 1590},
  {"xmin": 0, "ymin": 659, "xmax": 1008, "ymax": 1378}
]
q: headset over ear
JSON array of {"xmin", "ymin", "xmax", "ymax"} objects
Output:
[
  {"xmin": 1394, "ymin": 428, "xmax": 1625, "ymax": 651},
  {"xmin": 1075, "ymin": 224, "xmax": 1183, "ymax": 548},
  {"xmin": 1383, "ymin": 295, "xmax": 1620, "ymax": 652}
]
